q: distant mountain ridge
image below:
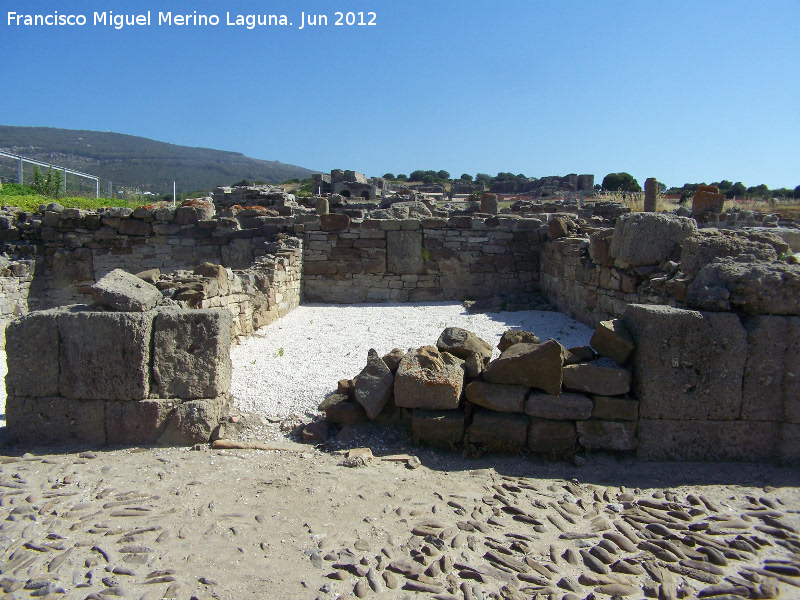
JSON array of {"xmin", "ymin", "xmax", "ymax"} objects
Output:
[{"xmin": 0, "ymin": 126, "xmax": 317, "ymax": 195}]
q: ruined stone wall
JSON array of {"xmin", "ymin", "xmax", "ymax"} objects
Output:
[{"xmin": 301, "ymin": 215, "xmax": 545, "ymax": 303}]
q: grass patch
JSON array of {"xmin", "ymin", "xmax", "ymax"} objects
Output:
[{"xmin": 0, "ymin": 194, "xmax": 146, "ymax": 212}]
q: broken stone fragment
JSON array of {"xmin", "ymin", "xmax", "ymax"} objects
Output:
[
  {"xmin": 465, "ymin": 381, "xmax": 527, "ymax": 413},
  {"xmin": 354, "ymin": 349, "xmax": 394, "ymax": 420},
  {"xmin": 562, "ymin": 358, "xmax": 631, "ymax": 396},
  {"xmin": 497, "ymin": 329, "xmax": 540, "ymax": 352},
  {"xmin": 590, "ymin": 319, "xmax": 635, "ymax": 365},
  {"xmin": 483, "ymin": 339, "xmax": 568, "ymax": 396},
  {"xmin": 91, "ymin": 268, "xmax": 163, "ymax": 312},
  {"xmin": 436, "ymin": 327, "xmax": 493, "ymax": 363}
]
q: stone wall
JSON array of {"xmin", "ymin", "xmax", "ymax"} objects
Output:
[
  {"xmin": 5, "ymin": 306, "xmax": 232, "ymax": 446},
  {"xmin": 301, "ymin": 215, "xmax": 545, "ymax": 303}
]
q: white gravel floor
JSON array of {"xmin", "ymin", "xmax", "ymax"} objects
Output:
[{"xmin": 231, "ymin": 302, "xmax": 593, "ymax": 418}]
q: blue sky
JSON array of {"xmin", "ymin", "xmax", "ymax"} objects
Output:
[{"xmin": 2, "ymin": 0, "xmax": 799, "ymax": 189}]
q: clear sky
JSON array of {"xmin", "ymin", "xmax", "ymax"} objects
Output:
[{"xmin": 2, "ymin": 0, "xmax": 799, "ymax": 189}]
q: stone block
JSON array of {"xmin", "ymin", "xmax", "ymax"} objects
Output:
[
  {"xmin": 221, "ymin": 238, "xmax": 254, "ymax": 269},
  {"xmin": 483, "ymin": 339, "xmax": 567, "ymax": 396},
  {"xmin": 91, "ymin": 268, "xmax": 163, "ymax": 312},
  {"xmin": 562, "ymin": 359, "xmax": 631, "ymax": 396},
  {"xmin": 590, "ymin": 319, "xmax": 634, "ymax": 365},
  {"xmin": 497, "ymin": 330, "xmax": 540, "ymax": 352},
  {"xmin": 591, "ymin": 396, "xmax": 639, "ymax": 421},
  {"xmin": 692, "ymin": 185, "xmax": 725, "ymax": 218},
  {"xmin": 623, "ymin": 304, "xmax": 747, "ymax": 420},
  {"xmin": 436, "ymin": 327, "xmax": 493, "ymax": 362},
  {"xmin": 59, "ymin": 311, "xmax": 153, "ymax": 401},
  {"xmin": 194, "ymin": 262, "xmax": 229, "ymax": 295},
  {"xmin": 742, "ymin": 316, "xmax": 789, "ymax": 421},
  {"xmin": 394, "ymin": 346, "xmax": 465, "ymax": 410},
  {"xmin": 468, "ymin": 410, "xmax": 529, "ymax": 453},
  {"xmin": 577, "ymin": 420, "xmax": 637, "ymax": 451},
  {"xmin": 5, "ymin": 308, "xmax": 61, "ymax": 397},
  {"xmin": 106, "ymin": 399, "xmax": 176, "ymax": 445},
  {"xmin": 321, "ymin": 395, "xmax": 368, "ymax": 426},
  {"xmin": 158, "ymin": 396, "xmax": 227, "ymax": 446},
  {"xmin": 7, "ymin": 396, "xmax": 106, "ymax": 445},
  {"xmin": 525, "ymin": 392, "xmax": 593, "ymax": 420},
  {"xmin": 637, "ymin": 419, "xmax": 778, "ymax": 461},
  {"xmin": 779, "ymin": 423, "xmax": 800, "ymax": 464},
  {"xmin": 527, "ymin": 419, "xmax": 577, "ymax": 454},
  {"xmin": 465, "ymin": 381, "xmax": 527, "ymax": 413},
  {"xmin": 387, "ymin": 230, "xmax": 424, "ymax": 274},
  {"xmin": 354, "ymin": 349, "xmax": 394, "ymax": 420},
  {"xmin": 118, "ymin": 218, "xmax": 152, "ymax": 236},
  {"xmin": 153, "ymin": 309, "xmax": 232, "ymax": 399},
  {"xmin": 412, "ymin": 409, "xmax": 466, "ymax": 448},
  {"xmin": 609, "ymin": 213, "xmax": 697, "ymax": 268},
  {"xmin": 320, "ymin": 213, "xmax": 350, "ymax": 231}
]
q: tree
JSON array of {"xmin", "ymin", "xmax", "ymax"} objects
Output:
[
  {"xmin": 794, "ymin": 185, "xmax": 800, "ymax": 199},
  {"xmin": 422, "ymin": 174, "xmax": 435, "ymax": 184},
  {"xmin": 396, "ymin": 174, "xmax": 408, "ymax": 181},
  {"xmin": 32, "ymin": 165, "xmax": 62, "ymax": 198},
  {"xmin": 382, "ymin": 173, "xmax": 395, "ymax": 180},
  {"xmin": 460, "ymin": 174, "xmax": 473, "ymax": 182},
  {"xmin": 747, "ymin": 184, "xmax": 769, "ymax": 198},
  {"xmin": 657, "ymin": 181, "xmax": 667, "ymax": 193},
  {"xmin": 727, "ymin": 182, "xmax": 747, "ymax": 198},
  {"xmin": 475, "ymin": 173, "xmax": 493, "ymax": 187},
  {"xmin": 436, "ymin": 170, "xmax": 450, "ymax": 180},
  {"xmin": 602, "ymin": 172, "xmax": 641, "ymax": 192}
]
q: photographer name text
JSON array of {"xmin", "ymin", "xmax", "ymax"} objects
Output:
[{"xmin": 6, "ymin": 10, "xmax": 377, "ymax": 30}]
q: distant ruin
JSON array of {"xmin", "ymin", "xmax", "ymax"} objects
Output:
[{"xmin": 312, "ymin": 169, "xmax": 386, "ymax": 200}]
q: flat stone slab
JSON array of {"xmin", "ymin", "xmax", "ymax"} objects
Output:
[
  {"xmin": 7, "ymin": 396, "xmax": 106, "ymax": 445},
  {"xmin": 483, "ymin": 339, "xmax": 567, "ymax": 396},
  {"xmin": 524, "ymin": 392, "xmax": 593, "ymax": 420},
  {"xmin": 591, "ymin": 396, "xmax": 639, "ymax": 421},
  {"xmin": 412, "ymin": 409, "xmax": 466, "ymax": 448},
  {"xmin": 590, "ymin": 319, "xmax": 634, "ymax": 365},
  {"xmin": 465, "ymin": 381, "xmax": 527, "ymax": 413},
  {"xmin": 562, "ymin": 359, "xmax": 631, "ymax": 396},
  {"xmin": 91, "ymin": 268, "xmax": 163, "ymax": 312},
  {"xmin": 577, "ymin": 420, "xmax": 637, "ymax": 451},
  {"xmin": 527, "ymin": 419, "xmax": 577, "ymax": 454},
  {"xmin": 468, "ymin": 410, "xmax": 529, "ymax": 453},
  {"xmin": 5, "ymin": 308, "xmax": 61, "ymax": 397}
]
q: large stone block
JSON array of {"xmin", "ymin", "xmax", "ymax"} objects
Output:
[
  {"xmin": 577, "ymin": 420, "xmax": 637, "ymax": 451},
  {"xmin": 742, "ymin": 316, "xmax": 789, "ymax": 421},
  {"xmin": 623, "ymin": 304, "xmax": 747, "ymax": 420},
  {"xmin": 7, "ymin": 396, "xmax": 106, "ymax": 445},
  {"xmin": 354, "ymin": 349, "xmax": 394, "ymax": 419},
  {"xmin": 562, "ymin": 359, "xmax": 631, "ymax": 396},
  {"xmin": 527, "ymin": 419, "xmax": 577, "ymax": 454},
  {"xmin": 437, "ymin": 327, "xmax": 493, "ymax": 363},
  {"xmin": 158, "ymin": 396, "xmax": 227, "ymax": 446},
  {"xmin": 59, "ymin": 311, "xmax": 153, "ymax": 401},
  {"xmin": 5, "ymin": 309, "xmax": 61, "ymax": 397},
  {"xmin": 468, "ymin": 410, "xmax": 529, "ymax": 453},
  {"xmin": 91, "ymin": 268, "xmax": 163, "ymax": 312},
  {"xmin": 637, "ymin": 419, "xmax": 778, "ymax": 461},
  {"xmin": 153, "ymin": 309, "xmax": 232, "ymax": 399},
  {"xmin": 412, "ymin": 409, "xmax": 466, "ymax": 448},
  {"xmin": 221, "ymin": 238, "xmax": 254, "ymax": 269},
  {"xmin": 592, "ymin": 396, "xmax": 639, "ymax": 421},
  {"xmin": 465, "ymin": 381, "xmax": 527, "ymax": 413},
  {"xmin": 106, "ymin": 399, "xmax": 176, "ymax": 445},
  {"xmin": 524, "ymin": 392, "xmax": 593, "ymax": 420},
  {"xmin": 386, "ymin": 230, "xmax": 423, "ymax": 274},
  {"xmin": 779, "ymin": 423, "xmax": 800, "ymax": 464},
  {"xmin": 609, "ymin": 213, "xmax": 697, "ymax": 268},
  {"xmin": 394, "ymin": 346, "xmax": 465, "ymax": 410},
  {"xmin": 483, "ymin": 339, "xmax": 567, "ymax": 396}
]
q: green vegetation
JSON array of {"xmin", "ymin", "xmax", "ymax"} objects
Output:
[
  {"xmin": 32, "ymin": 166, "xmax": 63, "ymax": 198},
  {"xmin": 665, "ymin": 180, "xmax": 800, "ymax": 200},
  {"xmin": 0, "ymin": 186, "xmax": 143, "ymax": 211},
  {"xmin": 0, "ymin": 125, "xmax": 316, "ymax": 195},
  {"xmin": 602, "ymin": 172, "xmax": 642, "ymax": 192}
]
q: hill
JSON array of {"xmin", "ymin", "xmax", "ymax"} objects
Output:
[{"xmin": 0, "ymin": 126, "xmax": 317, "ymax": 195}]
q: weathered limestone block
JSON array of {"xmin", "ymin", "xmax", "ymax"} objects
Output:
[
  {"xmin": 412, "ymin": 409, "xmax": 466, "ymax": 448},
  {"xmin": 158, "ymin": 396, "xmax": 227, "ymax": 446},
  {"xmin": 590, "ymin": 319, "xmax": 634, "ymax": 365},
  {"xmin": 483, "ymin": 339, "xmax": 567, "ymax": 396},
  {"xmin": 588, "ymin": 229, "xmax": 614, "ymax": 267},
  {"xmin": 320, "ymin": 213, "xmax": 350, "ymax": 231},
  {"xmin": 527, "ymin": 419, "xmax": 577, "ymax": 454},
  {"xmin": 59, "ymin": 311, "xmax": 153, "ymax": 401},
  {"xmin": 382, "ymin": 348, "xmax": 405, "ymax": 373},
  {"xmin": 106, "ymin": 399, "xmax": 176, "ymax": 445},
  {"xmin": 53, "ymin": 248, "xmax": 94, "ymax": 281},
  {"xmin": 221, "ymin": 238, "xmax": 254, "ymax": 269},
  {"xmin": 643, "ymin": 177, "xmax": 658, "ymax": 213},
  {"xmin": 609, "ymin": 213, "xmax": 697, "ymax": 268},
  {"xmin": 691, "ymin": 184, "xmax": 725, "ymax": 218},
  {"xmin": 623, "ymin": 304, "xmax": 747, "ymax": 420},
  {"xmin": 7, "ymin": 396, "xmax": 106, "ymax": 445},
  {"xmin": 5, "ymin": 308, "xmax": 61, "ymax": 397},
  {"xmin": 577, "ymin": 420, "xmax": 637, "ymax": 451},
  {"xmin": 680, "ymin": 229, "xmax": 785, "ymax": 277},
  {"xmin": 176, "ymin": 202, "xmax": 215, "ymax": 225},
  {"xmin": 436, "ymin": 327, "xmax": 493, "ymax": 363},
  {"xmin": 315, "ymin": 197, "xmax": 329, "ymax": 215},
  {"xmin": 394, "ymin": 346, "xmax": 465, "ymax": 410},
  {"xmin": 497, "ymin": 329, "xmax": 540, "ymax": 352},
  {"xmin": 354, "ymin": 349, "xmax": 395, "ymax": 420},
  {"xmin": 780, "ymin": 423, "xmax": 800, "ymax": 464},
  {"xmin": 637, "ymin": 419, "xmax": 778, "ymax": 461},
  {"xmin": 468, "ymin": 410, "xmax": 529, "ymax": 452},
  {"xmin": 524, "ymin": 392, "xmax": 593, "ymax": 420},
  {"xmin": 118, "ymin": 218, "xmax": 152, "ymax": 236},
  {"xmin": 591, "ymin": 396, "xmax": 639, "ymax": 421},
  {"xmin": 465, "ymin": 381, "xmax": 527, "ymax": 413},
  {"xmin": 688, "ymin": 259, "xmax": 800, "ymax": 315},
  {"xmin": 480, "ymin": 193, "xmax": 499, "ymax": 215},
  {"xmin": 153, "ymin": 309, "xmax": 232, "ymax": 399},
  {"xmin": 562, "ymin": 359, "xmax": 631, "ymax": 396},
  {"xmin": 91, "ymin": 268, "xmax": 163, "ymax": 312},
  {"xmin": 387, "ymin": 230, "xmax": 424, "ymax": 274}
]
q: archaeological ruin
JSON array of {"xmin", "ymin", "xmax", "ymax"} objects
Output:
[{"xmin": 1, "ymin": 182, "xmax": 799, "ymax": 463}]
